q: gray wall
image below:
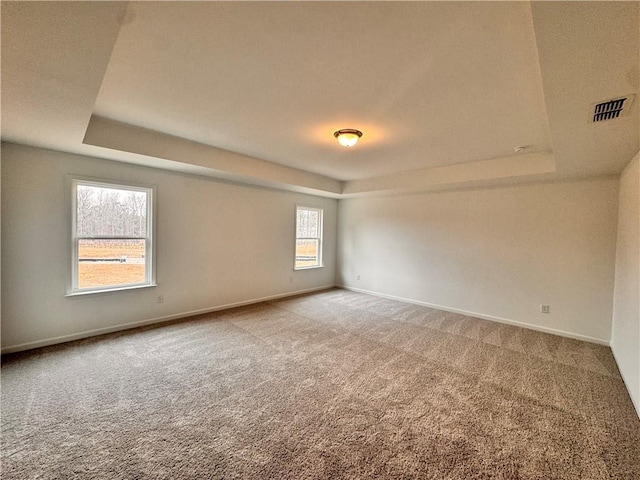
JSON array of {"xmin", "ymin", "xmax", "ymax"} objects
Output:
[
  {"xmin": 1, "ymin": 143, "xmax": 337, "ymax": 351},
  {"xmin": 338, "ymin": 178, "xmax": 619, "ymax": 343},
  {"xmin": 611, "ymin": 152, "xmax": 640, "ymax": 416}
]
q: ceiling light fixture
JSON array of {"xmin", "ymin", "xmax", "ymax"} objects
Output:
[{"xmin": 334, "ymin": 129, "xmax": 363, "ymax": 147}]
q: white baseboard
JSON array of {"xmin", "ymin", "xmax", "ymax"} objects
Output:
[
  {"xmin": 610, "ymin": 346, "xmax": 640, "ymax": 420},
  {"xmin": 338, "ymin": 284, "xmax": 610, "ymax": 346},
  {"xmin": 1, "ymin": 285, "xmax": 336, "ymax": 354},
  {"xmin": 2, "ymin": 283, "xmax": 610, "ymax": 352}
]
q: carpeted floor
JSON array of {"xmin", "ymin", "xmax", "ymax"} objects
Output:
[{"xmin": 2, "ymin": 288, "xmax": 639, "ymax": 479}]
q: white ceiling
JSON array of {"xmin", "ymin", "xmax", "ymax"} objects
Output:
[{"xmin": 2, "ymin": 1, "xmax": 638, "ymax": 197}]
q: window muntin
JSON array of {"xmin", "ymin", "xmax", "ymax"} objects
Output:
[
  {"xmin": 70, "ymin": 179, "xmax": 155, "ymax": 294},
  {"xmin": 295, "ymin": 206, "xmax": 323, "ymax": 269}
]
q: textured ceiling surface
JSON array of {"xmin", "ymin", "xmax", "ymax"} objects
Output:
[{"xmin": 2, "ymin": 1, "xmax": 638, "ymax": 196}]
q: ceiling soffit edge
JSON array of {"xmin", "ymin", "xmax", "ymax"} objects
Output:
[{"xmin": 84, "ymin": 116, "xmax": 558, "ymax": 197}]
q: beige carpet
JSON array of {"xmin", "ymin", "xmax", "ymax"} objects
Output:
[{"xmin": 2, "ymin": 288, "xmax": 639, "ymax": 479}]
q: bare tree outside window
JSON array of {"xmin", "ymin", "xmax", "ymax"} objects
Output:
[{"xmin": 76, "ymin": 185, "xmax": 147, "ymax": 237}]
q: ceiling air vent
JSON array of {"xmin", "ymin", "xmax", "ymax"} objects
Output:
[{"xmin": 591, "ymin": 94, "xmax": 635, "ymax": 123}]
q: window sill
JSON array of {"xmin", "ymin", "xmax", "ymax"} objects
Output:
[
  {"xmin": 294, "ymin": 265, "xmax": 324, "ymax": 271},
  {"xmin": 66, "ymin": 283, "xmax": 157, "ymax": 298}
]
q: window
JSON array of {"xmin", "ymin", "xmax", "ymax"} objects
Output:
[
  {"xmin": 295, "ymin": 206, "xmax": 323, "ymax": 269},
  {"xmin": 69, "ymin": 178, "xmax": 155, "ymax": 294}
]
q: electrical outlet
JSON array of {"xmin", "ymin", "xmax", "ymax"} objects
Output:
[
  {"xmin": 356, "ymin": 274, "xmax": 361, "ymax": 280},
  {"xmin": 290, "ymin": 276, "xmax": 293, "ymax": 283},
  {"xmin": 540, "ymin": 304, "xmax": 550, "ymax": 314},
  {"xmin": 157, "ymin": 295, "xmax": 164, "ymax": 304}
]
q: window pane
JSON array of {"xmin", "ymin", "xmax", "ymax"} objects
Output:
[
  {"xmin": 77, "ymin": 185, "xmax": 147, "ymax": 237},
  {"xmin": 295, "ymin": 239, "xmax": 319, "ymax": 268},
  {"xmin": 296, "ymin": 209, "xmax": 319, "ymax": 238},
  {"xmin": 78, "ymin": 239, "xmax": 146, "ymax": 289}
]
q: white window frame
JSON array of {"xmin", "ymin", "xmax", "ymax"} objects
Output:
[
  {"xmin": 294, "ymin": 205, "xmax": 324, "ymax": 270},
  {"xmin": 67, "ymin": 176, "xmax": 157, "ymax": 296}
]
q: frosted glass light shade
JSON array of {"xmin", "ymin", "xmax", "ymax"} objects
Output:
[{"xmin": 334, "ymin": 129, "xmax": 362, "ymax": 147}]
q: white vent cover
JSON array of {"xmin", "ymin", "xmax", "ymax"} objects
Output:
[{"xmin": 590, "ymin": 94, "xmax": 635, "ymax": 123}]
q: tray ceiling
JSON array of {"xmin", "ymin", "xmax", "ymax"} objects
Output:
[{"xmin": 2, "ymin": 1, "xmax": 638, "ymax": 196}]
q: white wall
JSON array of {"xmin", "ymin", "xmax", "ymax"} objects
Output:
[
  {"xmin": 611, "ymin": 152, "xmax": 640, "ymax": 416},
  {"xmin": 1, "ymin": 143, "xmax": 337, "ymax": 352},
  {"xmin": 338, "ymin": 178, "xmax": 619, "ymax": 343}
]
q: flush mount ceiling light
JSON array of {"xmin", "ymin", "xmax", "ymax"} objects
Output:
[{"xmin": 333, "ymin": 129, "xmax": 363, "ymax": 147}]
